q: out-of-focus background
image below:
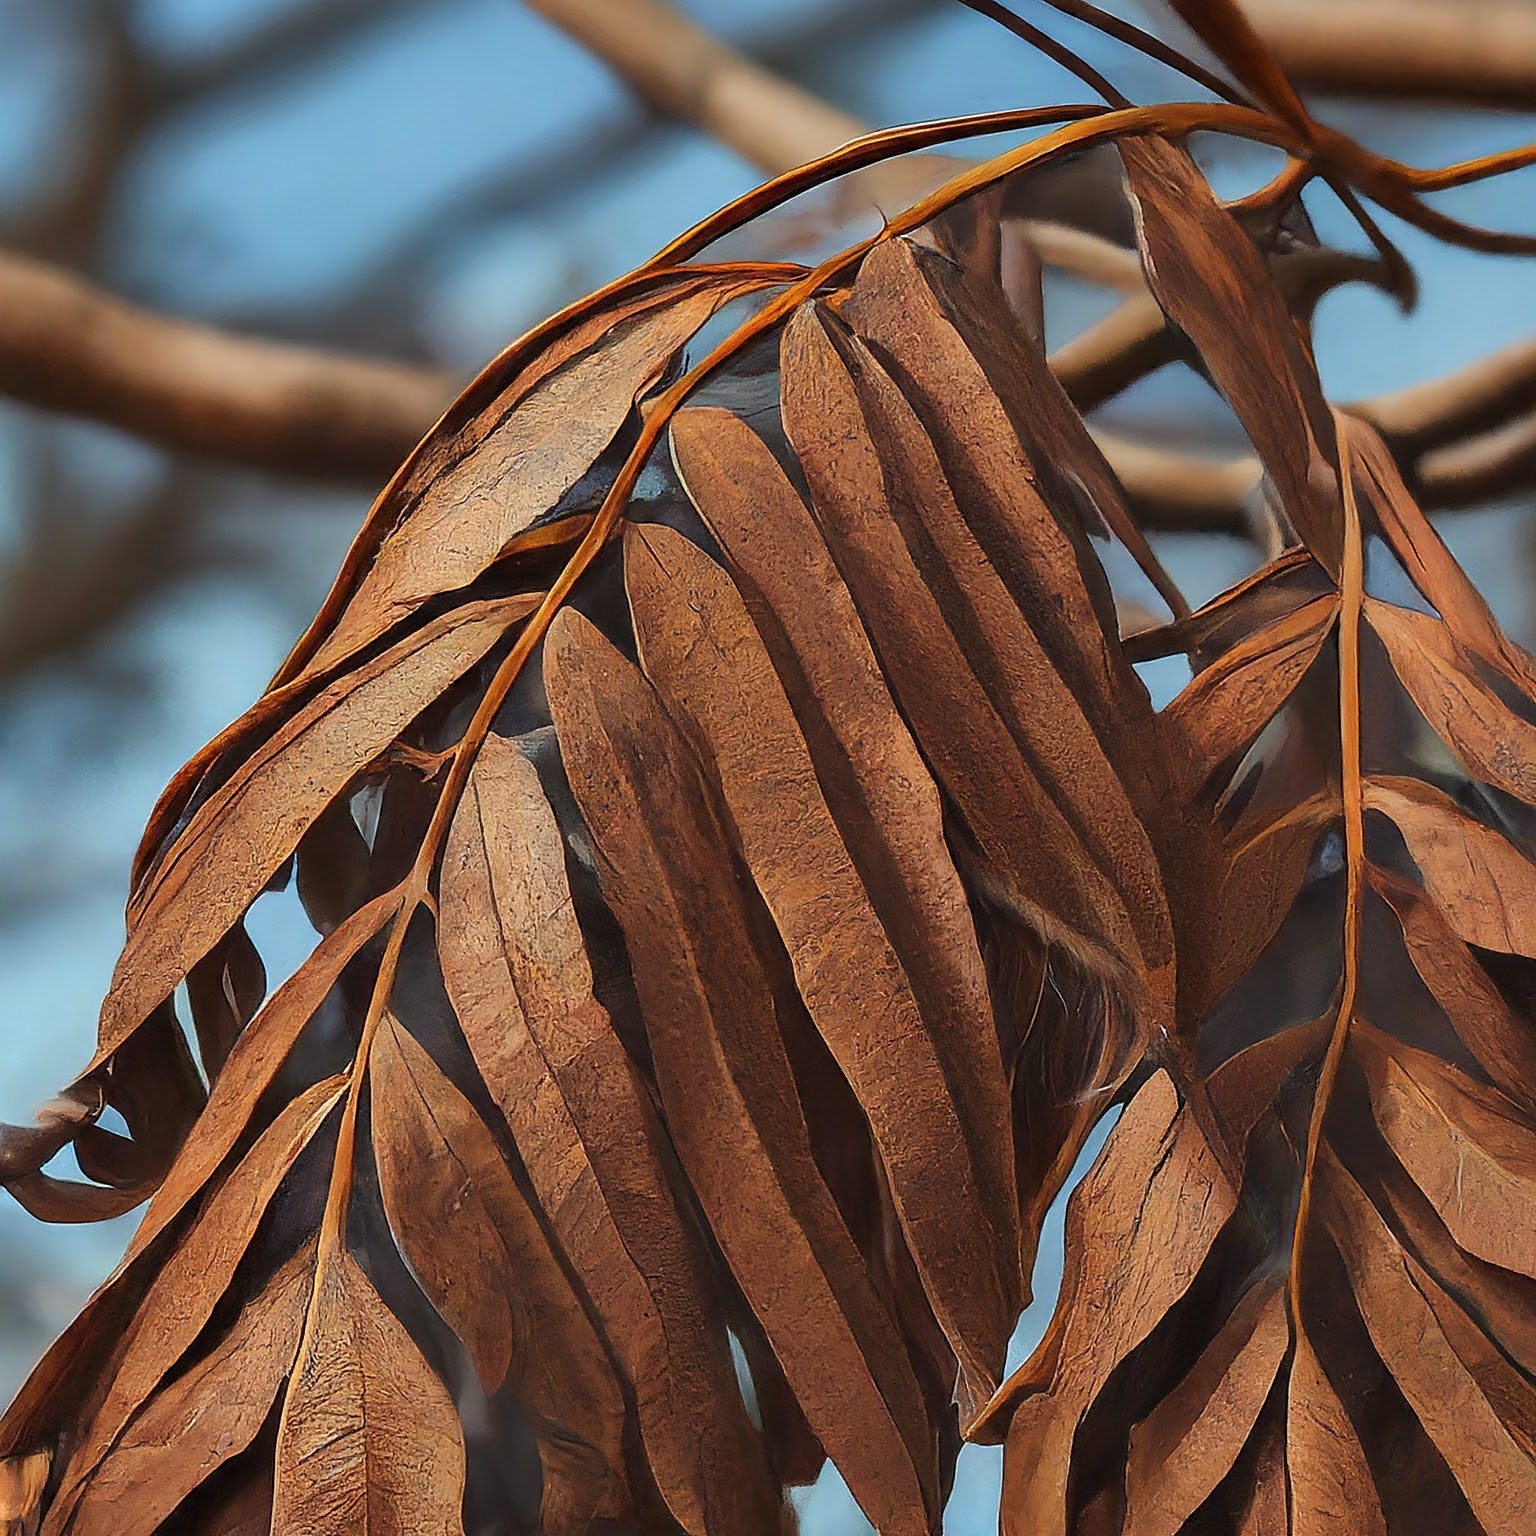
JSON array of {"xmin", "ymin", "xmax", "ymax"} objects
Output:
[{"xmin": 0, "ymin": 1, "xmax": 1531, "ymax": 1529}]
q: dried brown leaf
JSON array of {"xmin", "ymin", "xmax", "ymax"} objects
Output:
[
  {"xmin": 546, "ymin": 602, "xmax": 937, "ymax": 1532},
  {"xmin": 272, "ymin": 1245, "xmax": 466, "ymax": 1536},
  {"xmin": 369, "ymin": 1009, "xmax": 627, "ymax": 1529}
]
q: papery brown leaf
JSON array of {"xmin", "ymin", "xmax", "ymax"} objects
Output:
[
  {"xmin": 129, "ymin": 891, "xmax": 398, "ymax": 1261},
  {"xmin": 1367, "ymin": 776, "xmax": 1536, "ymax": 955},
  {"xmin": 1357, "ymin": 1034, "xmax": 1536, "ymax": 1277},
  {"xmin": 546, "ymin": 603, "xmax": 935, "ymax": 1533},
  {"xmin": 1163, "ymin": 595, "xmax": 1336, "ymax": 791},
  {"xmin": 1368, "ymin": 598, "xmax": 1536, "ymax": 804},
  {"xmin": 781, "ymin": 296, "xmax": 1142, "ymax": 980},
  {"xmin": 1285, "ymin": 1326, "xmax": 1387, "ymax": 1536},
  {"xmin": 101, "ymin": 595, "xmax": 536, "ymax": 1061},
  {"xmin": 296, "ymin": 276, "xmax": 763, "ymax": 681},
  {"xmin": 45, "ymin": 1077, "xmax": 344, "ymax": 1524},
  {"xmin": 624, "ymin": 516, "xmax": 1014, "ymax": 1427},
  {"xmin": 62, "ymin": 1247, "xmax": 312, "ymax": 1536},
  {"xmin": 1373, "ymin": 876, "xmax": 1536, "ymax": 1117},
  {"xmin": 668, "ymin": 403, "xmax": 1020, "ymax": 1275},
  {"xmin": 1120, "ymin": 134, "xmax": 1341, "ymax": 570},
  {"xmin": 976, "ymin": 126, "xmax": 1536, "ymax": 1534},
  {"xmin": 438, "ymin": 730, "xmax": 783, "ymax": 1532},
  {"xmin": 1323, "ymin": 1157, "xmax": 1536, "ymax": 1534},
  {"xmin": 272, "ymin": 1244, "xmax": 466, "ymax": 1536},
  {"xmin": 991, "ymin": 1073, "xmax": 1236, "ymax": 1533},
  {"xmin": 369, "ymin": 1010, "xmax": 627, "ymax": 1529},
  {"xmin": 1122, "ymin": 1280, "xmax": 1288, "ymax": 1536}
]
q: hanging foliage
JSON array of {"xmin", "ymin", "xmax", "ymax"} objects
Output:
[{"xmin": 3, "ymin": 2, "xmax": 1536, "ymax": 1532}]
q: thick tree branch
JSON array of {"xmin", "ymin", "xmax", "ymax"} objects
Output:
[
  {"xmin": 0, "ymin": 0, "xmax": 1528, "ymax": 523},
  {"xmin": 1248, "ymin": 0, "xmax": 1536, "ymax": 111},
  {"xmin": 525, "ymin": 0, "xmax": 868, "ymax": 179},
  {"xmin": 1360, "ymin": 336, "xmax": 1536, "ymax": 455},
  {"xmin": 0, "ymin": 249, "xmax": 454, "ymax": 483},
  {"xmin": 1420, "ymin": 411, "xmax": 1536, "ymax": 509}
]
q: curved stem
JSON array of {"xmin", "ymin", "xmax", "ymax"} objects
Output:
[{"xmin": 1287, "ymin": 412, "xmax": 1365, "ymax": 1324}]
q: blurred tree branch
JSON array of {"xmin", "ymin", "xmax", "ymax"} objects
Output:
[
  {"xmin": 1248, "ymin": 0, "xmax": 1536, "ymax": 111},
  {"xmin": 0, "ymin": 248, "xmax": 454, "ymax": 483},
  {"xmin": 524, "ymin": 0, "xmax": 869, "ymax": 180},
  {"xmin": 0, "ymin": 0, "xmax": 1527, "ymax": 546}
]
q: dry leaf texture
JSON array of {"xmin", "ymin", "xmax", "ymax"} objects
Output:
[{"xmin": 3, "ymin": 4, "xmax": 1536, "ymax": 1531}]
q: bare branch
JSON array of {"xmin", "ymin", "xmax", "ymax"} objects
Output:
[
  {"xmin": 525, "ymin": 0, "xmax": 866, "ymax": 175},
  {"xmin": 0, "ymin": 248, "xmax": 454, "ymax": 483},
  {"xmin": 1360, "ymin": 335, "xmax": 1536, "ymax": 454},
  {"xmin": 1420, "ymin": 410, "xmax": 1536, "ymax": 509},
  {"xmin": 1248, "ymin": 0, "xmax": 1536, "ymax": 110},
  {"xmin": 1052, "ymin": 292, "xmax": 1175, "ymax": 411},
  {"xmin": 0, "ymin": 0, "xmax": 1526, "ymax": 523},
  {"xmin": 1093, "ymin": 431, "xmax": 1261, "ymax": 533}
]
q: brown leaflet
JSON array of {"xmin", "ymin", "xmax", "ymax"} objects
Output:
[
  {"xmin": 1184, "ymin": 797, "xmax": 1336, "ymax": 1031},
  {"xmin": 1125, "ymin": 549, "xmax": 1328, "ymax": 667},
  {"xmin": 1163, "ymin": 595, "xmax": 1337, "ymax": 793},
  {"xmin": 668, "ymin": 405, "xmax": 1019, "ymax": 1269},
  {"xmin": 625, "ymin": 518, "xmax": 1015, "ymax": 1413},
  {"xmin": 840, "ymin": 235, "xmax": 1174, "ymax": 765},
  {"xmin": 277, "ymin": 268, "xmax": 781, "ymax": 688},
  {"xmin": 183, "ymin": 922, "xmax": 265, "ymax": 1080},
  {"xmin": 74, "ymin": 1003, "xmax": 205, "ymax": 1198},
  {"xmin": 0, "ymin": 1087, "xmax": 99, "ymax": 1184},
  {"xmin": 1204, "ymin": 1013, "xmax": 1331, "ymax": 1155},
  {"xmin": 439, "ymin": 731, "xmax": 774, "ymax": 1536},
  {"xmin": 61, "ymin": 1247, "xmax": 313, "ymax": 1536},
  {"xmin": 128, "ymin": 667, "xmax": 333, "ymax": 905},
  {"xmin": 989, "ymin": 1074, "xmax": 1236, "ymax": 1536},
  {"xmin": 46, "ymin": 1078, "xmax": 345, "ymax": 1521},
  {"xmin": 545, "ymin": 606, "xmax": 936, "ymax": 1533},
  {"xmin": 1122, "ymin": 1280, "xmax": 1288, "ymax": 1536},
  {"xmin": 271, "ymin": 1246, "xmax": 467, "ymax": 1536},
  {"xmin": 368, "ymin": 1011, "xmax": 627, "ymax": 1530},
  {"xmin": 1345, "ymin": 416, "xmax": 1536, "ymax": 699},
  {"xmin": 1130, "ymin": 552, "xmax": 1333, "ymax": 666},
  {"xmin": 1322, "ymin": 1158, "xmax": 1536, "ymax": 1534},
  {"xmin": 298, "ymin": 284, "xmax": 755, "ymax": 682},
  {"xmin": 1367, "ymin": 775, "xmax": 1536, "ymax": 956},
  {"xmin": 0, "ymin": 1452, "xmax": 47, "ymax": 1536},
  {"xmin": 1367, "ymin": 597, "xmax": 1536, "ymax": 805},
  {"xmin": 1372, "ymin": 875, "xmax": 1536, "ymax": 1117},
  {"xmin": 123, "ymin": 282, "xmax": 693, "ymax": 897},
  {"xmin": 1286, "ymin": 1325, "xmax": 1387, "ymax": 1536},
  {"xmin": 829, "ymin": 317, "xmax": 1169, "ymax": 977},
  {"xmin": 129, "ymin": 891, "xmax": 397, "ymax": 1260},
  {"xmin": 1355, "ymin": 1031, "xmax": 1536, "ymax": 1278},
  {"xmin": 1120, "ymin": 134, "xmax": 1342, "ymax": 571},
  {"xmin": 98, "ymin": 595, "xmax": 535, "ymax": 1063},
  {"xmin": 1368, "ymin": 1128, "xmax": 1536, "ymax": 1384},
  {"xmin": 1234, "ymin": 1425, "xmax": 1289, "ymax": 1536},
  {"xmin": 294, "ymin": 793, "xmax": 379, "ymax": 938},
  {"xmin": 3, "ymin": 1174, "xmax": 147, "ymax": 1224},
  {"xmin": 780, "ymin": 301, "xmax": 1143, "ymax": 984}
]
